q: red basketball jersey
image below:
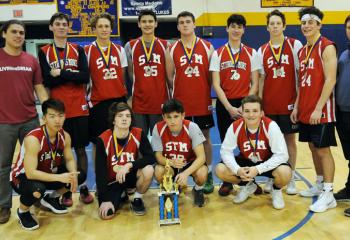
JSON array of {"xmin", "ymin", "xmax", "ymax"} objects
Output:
[
  {"xmin": 298, "ymin": 37, "xmax": 336, "ymax": 124},
  {"xmin": 170, "ymin": 38, "xmax": 212, "ymax": 116},
  {"xmin": 233, "ymin": 116, "xmax": 273, "ymax": 163},
  {"xmin": 85, "ymin": 41, "xmax": 127, "ymax": 107},
  {"xmin": 11, "ymin": 126, "xmax": 65, "ymax": 184},
  {"xmin": 129, "ymin": 38, "xmax": 169, "ymax": 114},
  {"xmin": 156, "ymin": 120, "xmax": 195, "ymax": 164},
  {"xmin": 98, "ymin": 127, "xmax": 142, "ymax": 184},
  {"xmin": 41, "ymin": 43, "xmax": 88, "ymax": 118},
  {"xmin": 215, "ymin": 43, "xmax": 253, "ymax": 99},
  {"xmin": 260, "ymin": 37, "xmax": 298, "ymax": 115}
]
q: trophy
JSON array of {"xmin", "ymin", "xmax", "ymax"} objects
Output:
[{"xmin": 158, "ymin": 159, "xmax": 181, "ymax": 226}]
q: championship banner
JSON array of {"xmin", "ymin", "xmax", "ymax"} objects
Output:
[
  {"xmin": 57, "ymin": 0, "xmax": 119, "ymax": 37},
  {"xmin": 121, "ymin": 0, "xmax": 172, "ymax": 16},
  {"xmin": 261, "ymin": 0, "xmax": 314, "ymax": 7},
  {"xmin": 0, "ymin": 0, "xmax": 54, "ymax": 4}
]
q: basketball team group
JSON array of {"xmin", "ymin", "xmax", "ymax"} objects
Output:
[{"xmin": 0, "ymin": 5, "xmax": 350, "ymax": 231}]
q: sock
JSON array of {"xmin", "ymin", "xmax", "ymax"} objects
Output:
[
  {"xmin": 49, "ymin": 191, "xmax": 60, "ymax": 198},
  {"xmin": 316, "ymin": 175, "xmax": 324, "ymax": 184},
  {"xmin": 18, "ymin": 208, "xmax": 29, "ymax": 213},
  {"xmin": 273, "ymin": 184, "xmax": 281, "ymax": 190},
  {"xmin": 121, "ymin": 191, "xmax": 126, "ymax": 198},
  {"xmin": 194, "ymin": 184, "xmax": 203, "ymax": 190},
  {"xmin": 323, "ymin": 182, "xmax": 333, "ymax": 192},
  {"xmin": 133, "ymin": 191, "xmax": 143, "ymax": 200},
  {"xmin": 291, "ymin": 170, "xmax": 295, "ymax": 180},
  {"xmin": 207, "ymin": 164, "xmax": 212, "ymax": 173}
]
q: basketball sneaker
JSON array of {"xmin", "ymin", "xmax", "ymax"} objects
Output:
[
  {"xmin": 344, "ymin": 208, "xmax": 350, "ymax": 217},
  {"xmin": 286, "ymin": 179, "xmax": 298, "ymax": 195},
  {"xmin": 130, "ymin": 198, "xmax": 146, "ymax": 216},
  {"xmin": 309, "ymin": 191, "xmax": 337, "ymax": 213},
  {"xmin": 264, "ymin": 178, "xmax": 273, "ymax": 193},
  {"xmin": 234, "ymin": 181, "xmax": 257, "ymax": 204},
  {"xmin": 218, "ymin": 182, "xmax": 233, "ymax": 196},
  {"xmin": 79, "ymin": 185, "xmax": 94, "ymax": 204},
  {"xmin": 334, "ymin": 188, "xmax": 350, "ymax": 202},
  {"xmin": 62, "ymin": 191, "xmax": 73, "ymax": 207},
  {"xmin": 299, "ymin": 182, "xmax": 323, "ymax": 197},
  {"xmin": 17, "ymin": 208, "xmax": 39, "ymax": 231},
  {"xmin": 40, "ymin": 194, "xmax": 68, "ymax": 214},
  {"xmin": 271, "ymin": 188, "xmax": 285, "ymax": 209},
  {"xmin": 193, "ymin": 188, "xmax": 205, "ymax": 207},
  {"xmin": 203, "ymin": 172, "xmax": 214, "ymax": 194}
]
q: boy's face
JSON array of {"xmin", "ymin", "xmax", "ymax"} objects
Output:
[
  {"xmin": 113, "ymin": 109, "xmax": 132, "ymax": 130},
  {"xmin": 43, "ymin": 108, "xmax": 65, "ymax": 133},
  {"xmin": 177, "ymin": 16, "xmax": 195, "ymax": 36},
  {"xmin": 226, "ymin": 23, "xmax": 245, "ymax": 42},
  {"xmin": 138, "ymin": 15, "xmax": 157, "ymax": 35},
  {"xmin": 49, "ymin": 18, "xmax": 69, "ymax": 39},
  {"xmin": 242, "ymin": 102, "xmax": 263, "ymax": 128},
  {"xmin": 3, "ymin": 24, "xmax": 25, "ymax": 49},
  {"xmin": 94, "ymin": 18, "xmax": 112, "ymax": 41},
  {"xmin": 301, "ymin": 18, "xmax": 321, "ymax": 39},
  {"xmin": 163, "ymin": 111, "xmax": 185, "ymax": 133},
  {"xmin": 267, "ymin": 15, "xmax": 285, "ymax": 37}
]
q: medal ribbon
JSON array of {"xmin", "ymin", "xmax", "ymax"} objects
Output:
[
  {"xmin": 43, "ymin": 126, "xmax": 59, "ymax": 161},
  {"xmin": 113, "ymin": 131, "xmax": 132, "ymax": 161},
  {"xmin": 304, "ymin": 34, "xmax": 322, "ymax": 66},
  {"xmin": 268, "ymin": 38, "xmax": 286, "ymax": 65},
  {"xmin": 245, "ymin": 123, "xmax": 260, "ymax": 156},
  {"xmin": 180, "ymin": 37, "xmax": 197, "ymax": 64},
  {"xmin": 96, "ymin": 41, "xmax": 112, "ymax": 68},
  {"xmin": 226, "ymin": 42, "xmax": 241, "ymax": 69},
  {"xmin": 141, "ymin": 37, "xmax": 156, "ymax": 63},
  {"xmin": 52, "ymin": 42, "xmax": 69, "ymax": 69}
]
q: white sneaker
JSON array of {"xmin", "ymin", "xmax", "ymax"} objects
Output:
[
  {"xmin": 264, "ymin": 178, "xmax": 273, "ymax": 193},
  {"xmin": 309, "ymin": 191, "xmax": 337, "ymax": 213},
  {"xmin": 286, "ymin": 179, "xmax": 298, "ymax": 195},
  {"xmin": 299, "ymin": 183, "xmax": 323, "ymax": 197},
  {"xmin": 271, "ymin": 188, "xmax": 285, "ymax": 209},
  {"xmin": 234, "ymin": 181, "xmax": 257, "ymax": 204}
]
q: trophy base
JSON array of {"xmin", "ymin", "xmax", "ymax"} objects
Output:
[{"xmin": 159, "ymin": 218, "xmax": 181, "ymax": 226}]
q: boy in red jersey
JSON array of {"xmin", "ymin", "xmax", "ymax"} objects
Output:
[
  {"xmin": 125, "ymin": 10, "xmax": 169, "ymax": 135},
  {"xmin": 152, "ymin": 99, "xmax": 207, "ymax": 207},
  {"xmin": 257, "ymin": 10, "xmax": 303, "ymax": 195},
  {"xmin": 95, "ymin": 103, "xmax": 155, "ymax": 219},
  {"xmin": 85, "ymin": 13, "xmax": 128, "ymax": 144},
  {"xmin": 11, "ymin": 99, "xmax": 79, "ymax": 230},
  {"xmin": 166, "ymin": 11, "xmax": 214, "ymax": 194},
  {"xmin": 39, "ymin": 12, "xmax": 93, "ymax": 207},
  {"xmin": 291, "ymin": 6, "xmax": 337, "ymax": 213},
  {"xmin": 210, "ymin": 14, "xmax": 259, "ymax": 196},
  {"xmin": 216, "ymin": 95, "xmax": 291, "ymax": 209}
]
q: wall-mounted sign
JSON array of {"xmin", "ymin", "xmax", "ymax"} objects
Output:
[
  {"xmin": 122, "ymin": 0, "xmax": 172, "ymax": 16},
  {"xmin": 261, "ymin": 0, "xmax": 314, "ymax": 7},
  {"xmin": 0, "ymin": 0, "xmax": 54, "ymax": 4}
]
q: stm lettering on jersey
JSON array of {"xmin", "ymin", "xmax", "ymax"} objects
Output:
[
  {"xmin": 111, "ymin": 152, "xmax": 135, "ymax": 165},
  {"xmin": 165, "ymin": 141, "xmax": 189, "ymax": 152},
  {"xmin": 49, "ymin": 59, "xmax": 78, "ymax": 69},
  {"xmin": 243, "ymin": 140, "xmax": 267, "ymax": 152},
  {"xmin": 138, "ymin": 53, "xmax": 161, "ymax": 65},
  {"xmin": 180, "ymin": 54, "xmax": 203, "ymax": 66},
  {"xmin": 220, "ymin": 60, "xmax": 247, "ymax": 71}
]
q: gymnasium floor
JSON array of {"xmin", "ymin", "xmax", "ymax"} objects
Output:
[{"xmin": 1, "ymin": 108, "xmax": 349, "ymax": 240}]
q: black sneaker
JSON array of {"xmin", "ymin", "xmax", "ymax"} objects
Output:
[
  {"xmin": 40, "ymin": 194, "xmax": 68, "ymax": 214},
  {"xmin": 130, "ymin": 198, "xmax": 146, "ymax": 216},
  {"xmin": 17, "ymin": 208, "xmax": 39, "ymax": 230},
  {"xmin": 193, "ymin": 188, "xmax": 204, "ymax": 207},
  {"xmin": 345, "ymin": 208, "xmax": 350, "ymax": 217},
  {"xmin": 334, "ymin": 188, "xmax": 350, "ymax": 202},
  {"xmin": 218, "ymin": 182, "xmax": 233, "ymax": 196},
  {"xmin": 120, "ymin": 190, "xmax": 129, "ymax": 204}
]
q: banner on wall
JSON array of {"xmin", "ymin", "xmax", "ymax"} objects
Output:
[
  {"xmin": 261, "ymin": 0, "xmax": 314, "ymax": 7},
  {"xmin": 0, "ymin": 0, "xmax": 54, "ymax": 4},
  {"xmin": 57, "ymin": 0, "xmax": 119, "ymax": 37},
  {"xmin": 121, "ymin": 0, "xmax": 172, "ymax": 16}
]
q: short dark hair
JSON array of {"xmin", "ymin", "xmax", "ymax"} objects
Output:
[
  {"xmin": 267, "ymin": 9, "xmax": 286, "ymax": 26},
  {"xmin": 42, "ymin": 99, "xmax": 65, "ymax": 115},
  {"xmin": 162, "ymin": 99, "xmax": 184, "ymax": 114},
  {"xmin": 345, "ymin": 15, "xmax": 350, "ymax": 25},
  {"xmin": 227, "ymin": 14, "xmax": 246, "ymax": 28},
  {"xmin": 49, "ymin": 12, "xmax": 69, "ymax": 26},
  {"xmin": 138, "ymin": 9, "xmax": 157, "ymax": 22},
  {"xmin": 241, "ymin": 95, "xmax": 263, "ymax": 110},
  {"xmin": 1, "ymin": 19, "xmax": 25, "ymax": 36},
  {"xmin": 177, "ymin": 11, "xmax": 195, "ymax": 24},
  {"xmin": 108, "ymin": 102, "xmax": 133, "ymax": 129},
  {"xmin": 90, "ymin": 12, "xmax": 114, "ymax": 30},
  {"xmin": 298, "ymin": 6, "xmax": 324, "ymax": 22}
]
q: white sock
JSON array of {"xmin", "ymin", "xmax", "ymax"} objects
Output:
[
  {"xmin": 291, "ymin": 170, "xmax": 295, "ymax": 179},
  {"xmin": 133, "ymin": 191, "xmax": 143, "ymax": 200},
  {"xmin": 194, "ymin": 184, "xmax": 204, "ymax": 190},
  {"xmin": 18, "ymin": 208, "xmax": 29, "ymax": 213},
  {"xmin": 323, "ymin": 182, "xmax": 333, "ymax": 192},
  {"xmin": 49, "ymin": 191, "xmax": 60, "ymax": 198},
  {"xmin": 316, "ymin": 175, "xmax": 324, "ymax": 184},
  {"xmin": 207, "ymin": 164, "xmax": 212, "ymax": 173}
]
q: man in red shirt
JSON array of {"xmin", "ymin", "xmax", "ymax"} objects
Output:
[
  {"xmin": 0, "ymin": 20, "xmax": 48, "ymax": 224},
  {"xmin": 166, "ymin": 11, "xmax": 214, "ymax": 194},
  {"xmin": 291, "ymin": 6, "xmax": 337, "ymax": 213},
  {"xmin": 39, "ymin": 12, "xmax": 93, "ymax": 207}
]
